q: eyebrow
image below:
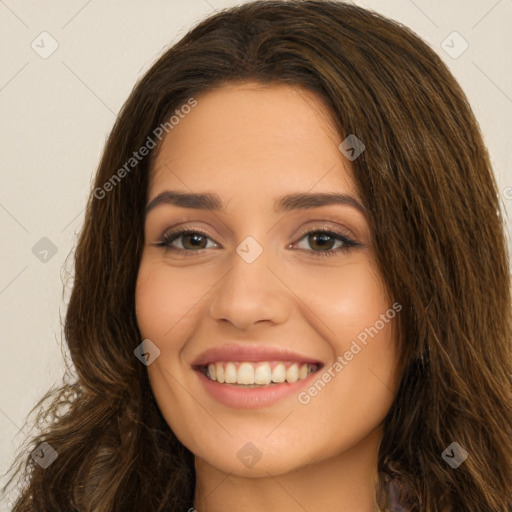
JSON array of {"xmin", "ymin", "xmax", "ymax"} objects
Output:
[{"xmin": 145, "ymin": 190, "xmax": 367, "ymax": 215}]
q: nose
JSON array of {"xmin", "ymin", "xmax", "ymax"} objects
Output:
[{"xmin": 208, "ymin": 245, "xmax": 292, "ymax": 330}]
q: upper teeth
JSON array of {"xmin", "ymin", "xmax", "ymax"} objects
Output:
[{"xmin": 205, "ymin": 362, "xmax": 318, "ymax": 385}]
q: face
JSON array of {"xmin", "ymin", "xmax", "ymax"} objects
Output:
[{"xmin": 135, "ymin": 82, "xmax": 400, "ymax": 478}]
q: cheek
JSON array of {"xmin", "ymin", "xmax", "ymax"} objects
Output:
[
  {"xmin": 333, "ymin": 264, "xmax": 395, "ymax": 356},
  {"xmin": 287, "ymin": 258, "xmax": 399, "ymax": 416},
  {"xmin": 283, "ymin": 256, "xmax": 392, "ymax": 343},
  {"xmin": 135, "ymin": 260, "xmax": 208, "ymax": 340}
]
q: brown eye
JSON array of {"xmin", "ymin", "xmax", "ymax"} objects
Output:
[
  {"xmin": 307, "ymin": 232, "xmax": 338, "ymax": 251},
  {"xmin": 292, "ymin": 229, "xmax": 360, "ymax": 257},
  {"xmin": 180, "ymin": 233, "xmax": 209, "ymax": 250},
  {"xmin": 156, "ymin": 230, "xmax": 218, "ymax": 251}
]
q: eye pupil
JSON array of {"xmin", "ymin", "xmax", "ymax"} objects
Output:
[
  {"xmin": 184, "ymin": 233, "xmax": 207, "ymax": 249},
  {"xmin": 309, "ymin": 233, "xmax": 335, "ymax": 251}
]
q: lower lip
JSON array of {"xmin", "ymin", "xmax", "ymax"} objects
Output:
[{"xmin": 195, "ymin": 368, "xmax": 320, "ymax": 409}]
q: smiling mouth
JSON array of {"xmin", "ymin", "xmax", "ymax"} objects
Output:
[{"xmin": 196, "ymin": 361, "xmax": 323, "ymax": 387}]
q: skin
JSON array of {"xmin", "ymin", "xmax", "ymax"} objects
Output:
[{"xmin": 135, "ymin": 82, "xmax": 400, "ymax": 512}]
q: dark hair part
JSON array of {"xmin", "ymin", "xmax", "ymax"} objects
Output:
[{"xmin": 4, "ymin": 1, "xmax": 511, "ymax": 510}]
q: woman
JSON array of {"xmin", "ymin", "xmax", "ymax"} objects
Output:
[{"xmin": 4, "ymin": 1, "xmax": 511, "ymax": 510}]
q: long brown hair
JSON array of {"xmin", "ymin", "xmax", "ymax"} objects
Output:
[{"xmin": 3, "ymin": 1, "xmax": 511, "ymax": 510}]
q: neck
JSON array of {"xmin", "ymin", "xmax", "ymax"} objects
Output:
[{"xmin": 193, "ymin": 426, "xmax": 382, "ymax": 512}]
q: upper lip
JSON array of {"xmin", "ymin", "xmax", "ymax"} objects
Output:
[{"xmin": 191, "ymin": 344, "xmax": 324, "ymax": 367}]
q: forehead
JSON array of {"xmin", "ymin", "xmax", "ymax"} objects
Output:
[{"xmin": 150, "ymin": 82, "xmax": 359, "ymax": 202}]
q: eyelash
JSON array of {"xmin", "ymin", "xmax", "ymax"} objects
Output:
[{"xmin": 154, "ymin": 226, "xmax": 361, "ymax": 258}]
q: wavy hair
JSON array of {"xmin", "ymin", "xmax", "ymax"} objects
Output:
[{"xmin": 3, "ymin": 1, "xmax": 511, "ymax": 510}]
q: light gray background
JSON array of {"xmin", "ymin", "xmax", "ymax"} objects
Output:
[{"xmin": 1, "ymin": 0, "xmax": 511, "ymax": 507}]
